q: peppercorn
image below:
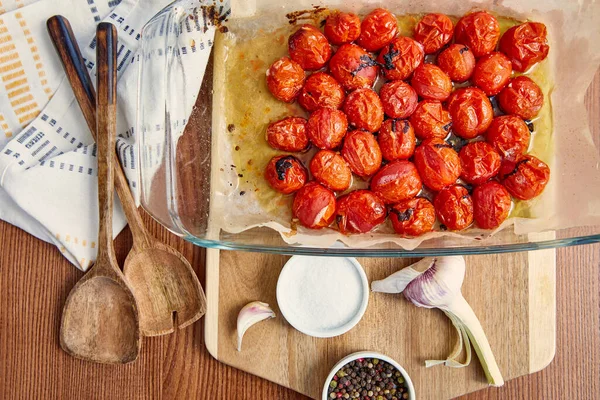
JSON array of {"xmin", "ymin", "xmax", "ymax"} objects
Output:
[{"xmin": 327, "ymin": 358, "xmax": 410, "ymax": 400}]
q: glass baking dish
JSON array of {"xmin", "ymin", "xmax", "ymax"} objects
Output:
[{"xmin": 136, "ymin": 0, "xmax": 600, "ymax": 257}]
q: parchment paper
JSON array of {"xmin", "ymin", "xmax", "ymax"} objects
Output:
[{"xmin": 208, "ymin": 0, "xmax": 600, "ymax": 249}]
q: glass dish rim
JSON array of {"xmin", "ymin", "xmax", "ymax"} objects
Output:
[{"xmin": 181, "ymin": 232, "xmax": 600, "ymax": 257}]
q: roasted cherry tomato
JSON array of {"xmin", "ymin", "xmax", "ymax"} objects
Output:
[
  {"xmin": 472, "ymin": 181, "xmax": 511, "ymax": 229},
  {"xmin": 306, "ymin": 108, "xmax": 348, "ymax": 150},
  {"xmin": 343, "ymin": 88, "xmax": 384, "ymax": 132},
  {"xmin": 433, "ymin": 184, "xmax": 474, "ymax": 231},
  {"xmin": 498, "ymin": 76, "xmax": 544, "ymax": 120},
  {"xmin": 413, "ymin": 13, "xmax": 454, "ymax": 54},
  {"xmin": 454, "ymin": 11, "xmax": 500, "ymax": 58},
  {"xmin": 500, "ymin": 155, "xmax": 550, "ymax": 200},
  {"xmin": 410, "ymin": 64, "xmax": 452, "ymax": 101},
  {"xmin": 379, "ymin": 80, "xmax": 419, "ymax": 119},
  {"xmin": 356, "ymin": 8, "xmax": 398, "ymax": 51},
  {"xmin": 341, "ymin": 130, "xmax": 382, "ymax": 178},
  {"xmin": 377, "ymin": 37, "xmax": 424, "ymax": 81},
  {"xmin": 436, "ymin": 44, "xmax": 476, "ymax": 83},
  {"xmin": 390, "ymin": 197, "xmax": 436, "ymax": 236},
  {"xmin": 329, "ymin": 44, "xmax": 379, "ymax": 91},
  {"xmin": 309, "ymin": 150, "xmax": 352, "ymax": 192},
  {"xmin": 485, "ymin": 115, "xmax": 530, "ymax": 161},
  {"xmin": 377, "ymin": 119, "xmax": 416, "ymax": 161},
  {"xmin": 264, "ymin": 155, "xmax": 308, "ymax": 194},
  {"xmin": 499, "ymin": 22, "xmax": 549, "ymax": 72},
  {"xmin": 409, "ymin": 100, "xmax": 452, "ymax": 140},
  {"xmin": 336, "ymin": 190, "xmax": 387, "ymax": 234},
  {"xmin": 324, "ymin": 12, "xmax": 361, "ymax": 45},
  {"xmin": 293, "ymin": 182, "xmax": 337, "ymax": 229},
  {"xmin": 298, "ymin": 72, "xmax": 345, "ymax": 112},
  {"xmin": 459, "ymin": 141, "xmax": 501, "ymax": 185},
  {"xmin": 266, "ymin": 56, "xmax": 305, "ymax": 103},
  {"xmin": 414, "ymin": 138, "xmax": 461, "ymax": 191},
  {"xmin": 472, "ymin": 52, "xmax": 512, "ymax": 96},
  {"xmin": 370, "ymin": 160, "xmax": 422, "ymax": 204},
  {"xmin": 266, "ymin": 116, "xmax": 309, "ymax": 152},
  {"xmin": 447, "ymin": 87, "xmax": 494, "ymax": 139},
  {"xmin": 288, "ymin": 24, "xmax": 332, "ymax": 71}
]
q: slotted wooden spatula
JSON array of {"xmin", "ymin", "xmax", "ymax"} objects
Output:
[{"xmin": 48, "ymin": 15, "xmax": 207, "ymax": 336}]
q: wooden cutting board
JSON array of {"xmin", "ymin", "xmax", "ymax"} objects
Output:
[{"xmin": 204, "ymin": 235, "xmax": 555, "ymax": 399}]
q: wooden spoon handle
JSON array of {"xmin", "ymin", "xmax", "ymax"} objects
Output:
[
  {"xmin": 47, "ymin": 16, "xmax": 152, "ymax": 250},
  {"xmin": 96, "ymin": 23, "xmax": 119, "ymax": 266}
]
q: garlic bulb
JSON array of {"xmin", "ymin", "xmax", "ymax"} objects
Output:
[
  {"xmin": 236, "ymin": 301, "xmax": 276, "ymax": 352},
  {"xmin": 371, "ymin": 256, "xmax": 504, "ymax": 387}
]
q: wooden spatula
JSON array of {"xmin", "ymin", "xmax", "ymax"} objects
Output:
[
  {"xmin": 47, "ymin": 16, "xmax": 207, "ymax": 336},
  {"xmin": 60, "ymin": 22, "xmax": 141, "ymax": 363}
]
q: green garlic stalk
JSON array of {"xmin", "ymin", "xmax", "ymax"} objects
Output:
[{"xmin": 371, "ymin": 256, "xmax": 504, "ymax": 387}]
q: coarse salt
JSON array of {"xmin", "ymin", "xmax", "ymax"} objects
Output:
[{"xmin": 277, "ymin": 256, "xmax": 368, "ymax": 336}]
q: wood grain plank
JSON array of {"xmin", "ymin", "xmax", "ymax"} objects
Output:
[
  {"xmin": 0, "ymin": 215, "xmax": 599, "ymax": 399},
  {"xmin": 211, "ymin": 251, "xmax": 534, "ymax": 399}
]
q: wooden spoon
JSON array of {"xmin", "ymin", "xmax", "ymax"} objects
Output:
[
  {"xmin": 60, "ymin": 23, "xmax": 140, "ymax": 364},
  {"xmin": 47, "ymin": 16, "xmax": 206, "ymax": 336}
]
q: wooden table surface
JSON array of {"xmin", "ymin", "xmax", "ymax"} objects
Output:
[
  {"xmin": 1, "ymin": 212, "xmax": 599, "ymax": 399},
  {"xmin": 1, "ymin": 73, "xmax": 600, "ymax": 399}
]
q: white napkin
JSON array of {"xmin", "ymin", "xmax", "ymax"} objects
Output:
[{"xmin": 0, "ymin": 0, "xmax": 228, "ymax": 270}]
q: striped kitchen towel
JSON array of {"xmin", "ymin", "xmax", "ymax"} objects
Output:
[{"xmin": 0, "ymin": 0, "xmax": 228, "ymax": 270}]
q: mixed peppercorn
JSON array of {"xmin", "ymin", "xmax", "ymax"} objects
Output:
[
  {"xmin": 327, "ymin": 358, "xmax": 410, "ymax": 400},
  {"xmin": 263, "ymin": 8, "xmax": 551, "ymax": 236}
]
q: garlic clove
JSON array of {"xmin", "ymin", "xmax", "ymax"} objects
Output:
[
  {"xmin": 236, "ymin": 301, "xmax": 276, "ymax": 352},
  {"xmin": 371, "ymin": 258, "xmax": 434, "ymax": 293}
]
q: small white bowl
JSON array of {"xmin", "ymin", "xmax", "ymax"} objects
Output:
[
  {"xmin": 322, "ymin": 351, "xmax": 416, "ymax": 400},
  {"xmin": 276, "ymin": 256, "xmax": 369, "ymax": 338}
]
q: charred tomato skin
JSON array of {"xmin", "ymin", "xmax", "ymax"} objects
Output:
[
  {"xmin": 498, "ymin": 76, "xmax": 544, "ymax": 120},
  {"xmin": 454, "ymin": 11, "xmax": 501, "ymax": 58},
  {"xmin": 473, "ymin": 52, "xmax": 513, "ymax": 96},
  {"xmin": 414, "ymin": 138, "xmax": 462, "ymax": 191},
  {"xmin": 410, "ymin": 63, "xmax": 453, "ymax": 101},
  {"xmin": 459, "ymin": 141, "xmax": 502, "ymax": 185},
  {"xmin": 336, "ymin": 190, "xmax": 387, "ymax": 234},
  {"xmin": 306, "ymin": 108, "xmax": 349, "ymax": 150},
  {"xmin": 390, "ymin": 197, "xmax": 436, "ymax": 236},
  {"xmin": 409, "ymin": 100, "xmax": 452, "ymax": 140},
  {"xmin": 472, "ymin": 181, "xmax": 512, "ymax": 229},
  {"xmin": 356, "ymin": 8, "xmax": 399, "ymax": 51},
  {"xmin": 343, "ymin": 88, "xmax": 385, "ymax": 132},
  {"xmin": 447, "ymin": 87, "xmax": 494, "ymax": 139},
  {"xmin": 370, "ymin": 160, "xmax": 422, "ymax": 204},
  {"xmin": 377, "ymin": 37, "xmax": 425, "ymax": 81},
  {"xmin": 298, "ymin": 72, "xmax": 345, "ymax": 112},
  {"xmin": 499, "ymin": 22, "xmax": 549, "ymax": 72},
  {"xmin": 324, "ymin": 12, "xmax": 362, "ymax": 45},
  {"xmin": 329, "ymin": 43, "xmax": 379, "ymax": 91},
  {"xmin": 309, "ymin": 150, "xmax": 353, "ymax": 192},
  {"xmin": 266, "ymin": 56, "xmax": 305, "ymax": 103},
  {"xmin": 437, "ymin": 44, "xmax": 476, "ymax": 83},
  {"xmin": 288, "ymin": 24, "xmax": 332, "ymax": 71},
  {"xmin": 379, "ymin": 80, "xmax": 419, "ymax": 119},
  {"xmin": 377, "ymin": 119, "xmax": 416, "ymax": 161},
  {"xmin": 341, "ymin": 130, "xmax": 383, "ymax": 178},
  {"xmin": 485, "ymin": 115, "xmax": 531, "ymax": 161},
  {"xmin": 413, "ymin": 13, "xmax": 454, "ymax": 54},
  {"xmin": 500, "ymin": 154, "xmax": 550, "ymax": 200},
  {"xmin": 293, "ymin": 182, "xmax": 337, "ymax": 229},
  {"xmin": 265, "ymin": 116, "xmax": 309, "ymax": 152},
  {"xmin": 434, "ymin": 184, "xmax": 474, "ymax": 231},
  {"xmin": 265, "ymin": 155, "xmax": 308, "ymax": 194}
]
